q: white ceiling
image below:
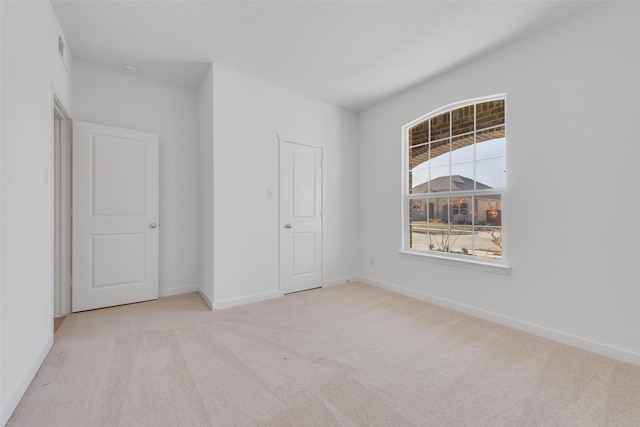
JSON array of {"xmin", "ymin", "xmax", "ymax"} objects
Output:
[{"xmin": 51, "ymin": 1, "xmax": 599, "ymax": 111}]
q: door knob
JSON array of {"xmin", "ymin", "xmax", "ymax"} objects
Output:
[
  {"xmin": 284, "ymin": 224, "xmax": 292, "ymax": 229},
  {"xmin": 149, "ymin": 223, "xmax": 157, "ymax": 229}
]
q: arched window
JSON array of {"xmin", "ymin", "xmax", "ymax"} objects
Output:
[{"xmin": 403, "ymin": 95, "xmax": 506, "ymax": 263}]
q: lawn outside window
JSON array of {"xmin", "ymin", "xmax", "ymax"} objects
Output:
[{"xmin": 401, "ymin": 95, "xmax": 507, "ymax": 268}]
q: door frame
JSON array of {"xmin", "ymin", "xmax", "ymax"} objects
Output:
[
  {"xmin": 52, "ymin": 92, "xmax": 72, "ymax": 318},
  {"xmin": 278, "ymin": 137, "xmax": 324, "ymax": 294}
]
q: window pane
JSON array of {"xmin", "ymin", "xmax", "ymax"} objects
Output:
[
  {"xmin": 429, "ymin": 166, "xmax": 450, "ymax": 192},
  {"xmin": 409, "ymin": 144, "xmax": 429, "ymax": 170},
  {"xmin": 409, "ymin": 143, "xmax": 429, "ymax": 194},
  {"xmin": 473, "ymin": 227, "xmax": 502, "ymax": 260},
  {"xmin": 451, "ymin": 134, "xmax": 474, "ymax": 163},
  {"xmin": 427, "ymin": 222, "xmax": 449, "ymax": 253},
  {"xmin": 429, "ymin": 138, "xmax": 449, "ymax": 163},
  {"xmin": 428, "ymin": 197, "xmax": 449, "ymax": 223},
  {"xmin": 476, "ymin": 126, "xmax": 505, "ymax": 164},
  {"xmin": 430, "ymin": 112, "xmax": 450, "ymax": 141},
  {"xmin": 474, "ymin": 194, "xmax": 502, "ymax": 259},
  {"xmin": 476, "ymin": 99, "xmax": 505, "ymax": 130},
  {"xmin": 409, "ymin": 170, "xmax": 429, "ymax": 194},
  {"xmin": 476, "ymin": 157, "xmax": 505, "ymax": 189},
  {"xmin": 410, "ymin": 199, "xmax": 427, "ymax": 221},
  {"xmin": 476, "ymin": 125, "xmax": 505, "ymax": 146},
  {"xmin": 409, "ymin": 120, "xmax": 429, "ymax": 147},
  {"xmin": 475, "ymin": 195, "xmax": 502, "ymax": 226},
  {"xmin": 451, "ymin": 163, "xmax": 474, "ymax": 191},
  {"xmin": 452, "ymin": 105, "xmax": 474, "ymax": 136},
  {"xmin": 410, "ymin": 226, "xmax": 429, "ymax": 250},
  {"xmin": 409, "ymin": 199, "xmax": 428, "ymax": 250},
  {"xmin": 449, "ymin": 225, "xmax": 474, "ymax": 256},
  {"xmin": 450, "ymin": 196, "xmax": 470, "ymax": 223}
]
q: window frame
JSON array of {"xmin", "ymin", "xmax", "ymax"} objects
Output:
[{"xmin": 401, "ymin": 94, "xmax": 509, "ymax": 270}]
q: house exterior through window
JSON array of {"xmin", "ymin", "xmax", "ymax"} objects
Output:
[{"xmin": 403, "ymin": 95, "xmax": 506, "ymax": 263}]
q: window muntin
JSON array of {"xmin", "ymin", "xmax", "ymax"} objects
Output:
[{"xmin": 404, "ymin": 96, "xmax": 505, "ymax": 262}]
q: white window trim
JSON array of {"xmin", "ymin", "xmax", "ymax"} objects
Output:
[
  {"xmin": 398, "ymin": 250, "xmax": 511, "ymax": 274},
  {"xmin": 401, "ymin": 94, "xmax": 509, "ymax": 270}
]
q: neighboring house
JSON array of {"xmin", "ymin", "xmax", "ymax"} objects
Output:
[{"xmin": 411, "ymin": 176, "xmax": 500, "ymax": 224}]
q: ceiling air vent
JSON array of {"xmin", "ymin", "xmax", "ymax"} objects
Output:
[
  {"xmin": 58, "ymin": 36, "xmax": 64, "ymax": 58},
  {"xmin": 58, "ymin": 35, "xmax": 69, "ymax": 70}
]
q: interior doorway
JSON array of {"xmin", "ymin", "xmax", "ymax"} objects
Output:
[
  {"xmin": 279, "ymin": 140, "xmax": 323, "ymax": 294},
  {"xmin": 53, "ymin": 96, "xmax": 72, "ymax": 321}
]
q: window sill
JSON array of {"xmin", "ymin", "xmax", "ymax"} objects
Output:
[{"xmin": 398, "ymin": 250, "xmax": 511, "ymax": 275}]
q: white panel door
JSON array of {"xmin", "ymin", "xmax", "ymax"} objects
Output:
[
  {"xmin": 72, "ymin": 121, "xmax": 159, "ymax": 312},
  {"xmin": 280, "ymin": 141, "xmax": 322, "ymax": 294}
]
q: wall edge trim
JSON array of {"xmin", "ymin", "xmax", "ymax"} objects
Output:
[
  {"xmin": 212, "ymin": 289, "xmax": 284, "ymax": 310},
  {"xmin": 323, "ymin": 277, "xmax": 358, "ymax": 287},
  {"xmin": 357, "ymin": 275, "xmax": 640, "ymax": 367},
  {"xmin": 196, "ymin": 288, "xmax": 213, "ymax": 310},
  {"xmin": 1, "ymin": 336, "xmax": 54, "ymax": 426},
  {"xmin": 159, "ymin": 284, "xmax": 198, "ymax": 298}
]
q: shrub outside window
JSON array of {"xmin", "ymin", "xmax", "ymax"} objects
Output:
[{"xmin": 403, "ymin": 95, "xmax": 506, "ymax": 263}]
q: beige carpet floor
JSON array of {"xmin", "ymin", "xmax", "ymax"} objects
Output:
[{"xmin": 8, "ymin": 282, "xmax": 640, "ymax": 426}]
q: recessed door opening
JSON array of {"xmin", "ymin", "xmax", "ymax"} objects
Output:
[{"xmin": 53, "ymin": 95, "xmax": 72, "ymax": 329}]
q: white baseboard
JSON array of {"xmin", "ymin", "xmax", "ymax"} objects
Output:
[
  {"xmin": 323, "ymin": 276, "xmax": 358, "ymax": 287},
  {"xmin": 357, "ymin": 275, "xmax": 640, "ymax": 367},
  {"xmin": 1, "ymin": 336, "xmax": 54, "ymax": 427},
  {"xmin": 213, "ymin": 289, "xmax": 283, "ymax": 310},
  {"xmin": 159, "ymin": 284, "xmax": 198, "ymax": 298},
  {"xmin": 197, "ymin": 288, "xmax": 213, "ymax": 310}
]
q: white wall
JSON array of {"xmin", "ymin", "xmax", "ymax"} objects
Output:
[
  {"xmin": 211, "ymin": 64, "xmax": 358, "ymax": 308},
  {"xmin": 357, "ymin": 2, "xmax": 640, "ymax": 365},
  {"xmin": 0, "ymin": 2, "xmax": 72, "ymax": 424},
  {"xmin": 197, "ymin": 65, "xmax": 214, "ymax": 306},
  {"xmin": 71, "ymin": 59, "xmax": 199, "ymax": 298}
]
